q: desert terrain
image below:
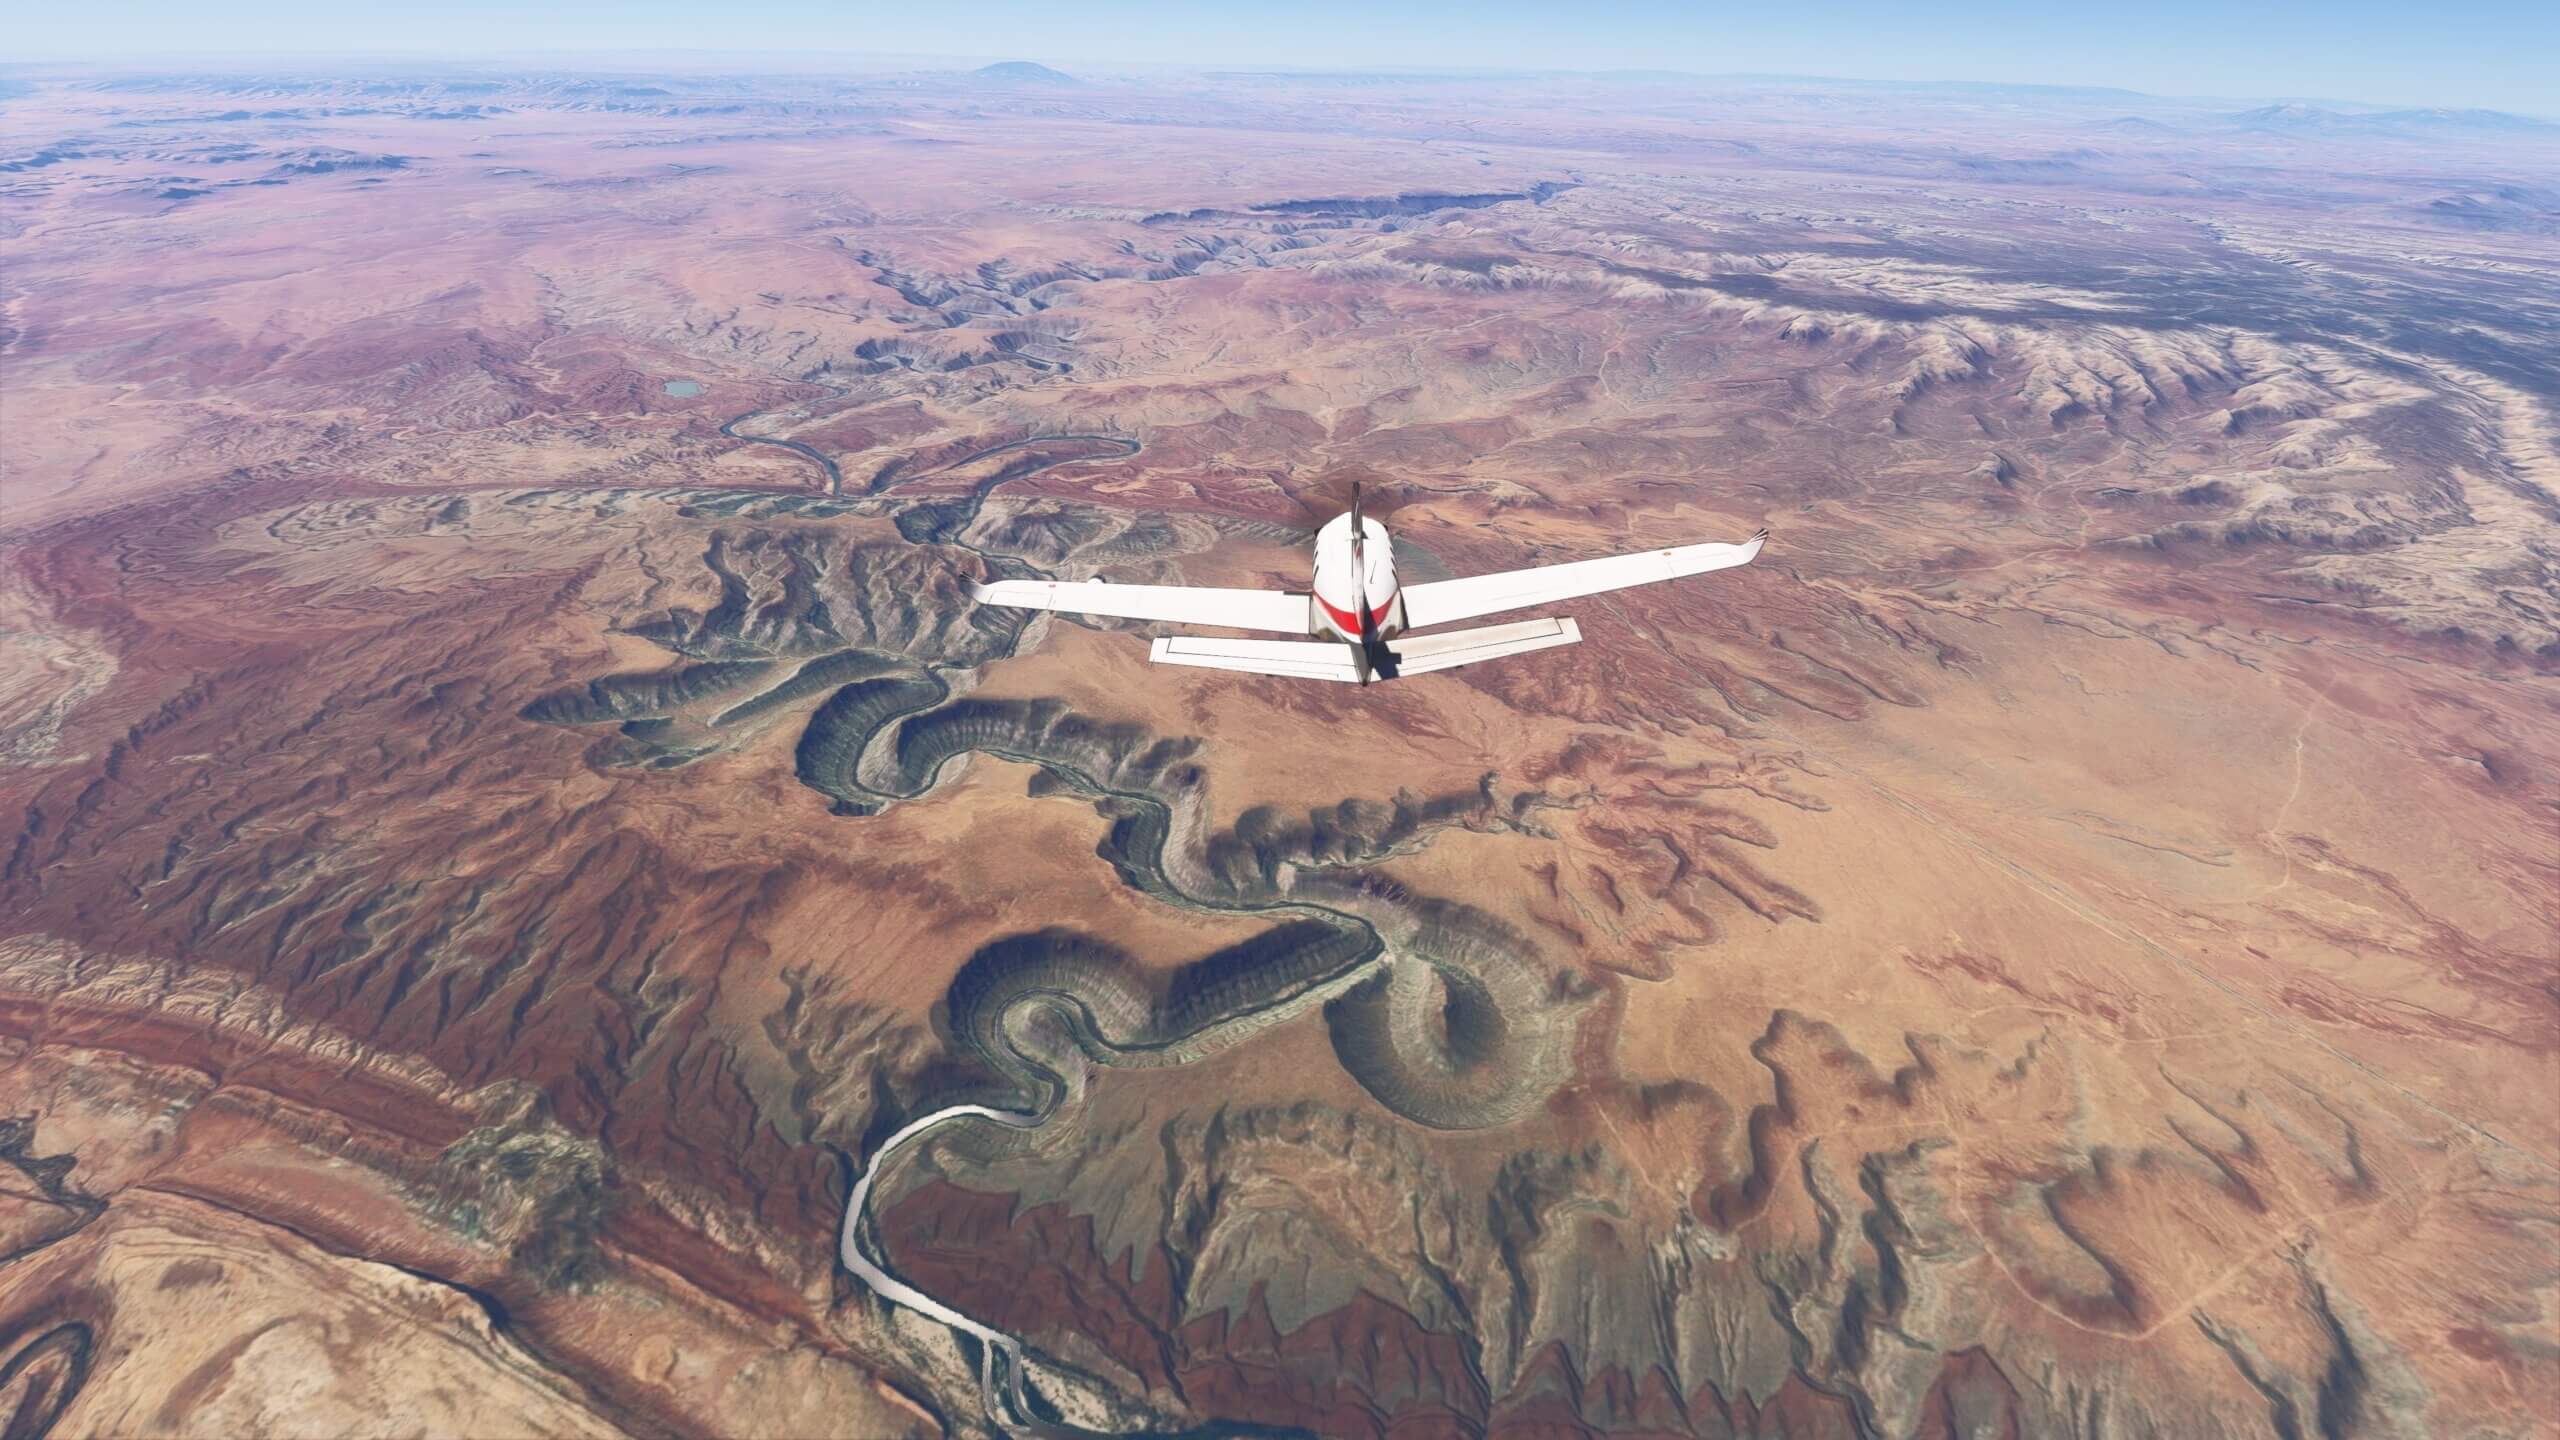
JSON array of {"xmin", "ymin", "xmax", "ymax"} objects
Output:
[{"xmin": 2, "ymin": 58, "xmax": 2557, "ymax": 1438}]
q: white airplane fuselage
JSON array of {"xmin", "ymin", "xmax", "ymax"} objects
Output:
[{"xmin": 1309, "ymin": 510, "xmax": 1406, "ymax": 644}]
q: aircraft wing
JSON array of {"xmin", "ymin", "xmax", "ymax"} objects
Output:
[
  {"xmin": 971, "ymin": 578, "xmax": 1311, "ymax": 634},
  {"xmin": 1399, "ymin": 531, "xmax": 1765, "ymax": 630}
]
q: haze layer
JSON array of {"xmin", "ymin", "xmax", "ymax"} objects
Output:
[{"xmin": 3, "ymin": 63, "xmax": 2556, "ymax": 1438}]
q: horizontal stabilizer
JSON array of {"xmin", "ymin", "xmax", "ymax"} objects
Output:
[
  {"xmin": 1385, "ymin": 616, "xmax": 1581, "ymax": 676},
  {"xmin": 1148, "ymin": 617, "xmax": 1581, "ymax": 682},
  {"xmin": 1149, "ymin": 634, "xmax": 1366, "ymax": 682}
]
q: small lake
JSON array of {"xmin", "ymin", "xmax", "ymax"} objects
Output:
[{"xmin": 662, "ymin": 379, "xmax": 703, "ymax": 397}]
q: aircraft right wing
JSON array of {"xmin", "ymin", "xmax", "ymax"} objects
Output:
[
  {"xmin": 971, "ymin": 578, "xmax": 1311, "ymax": 634},
  {"xmin": 1399, "ymin": 531, "xmax": 1766, "ymax": 630}
]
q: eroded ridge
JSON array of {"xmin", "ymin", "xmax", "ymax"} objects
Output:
[
  {"xmin": 837, "ymin": 689, "xmax": 1595, "ymax": 1132},
  {"xmin": 836, "ymin": 687, "xmax": 1593, "ymax": 1132}
]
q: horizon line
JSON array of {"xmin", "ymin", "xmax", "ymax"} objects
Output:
[{"xmin": 4, "ymin": 52, "xmax": 2554, "ymax": 122}]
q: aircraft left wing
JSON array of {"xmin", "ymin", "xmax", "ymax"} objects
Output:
[
  {"xmin": 1399, "ymin": 530, "xmax": 1765, "ymax": 630},
  {"xmin": 971, "ymin": 578, "xmax": 1311, "ymax": 634}
]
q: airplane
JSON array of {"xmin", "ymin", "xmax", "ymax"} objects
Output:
[{"xmin": 970, "ymin": 486, "xmax": 1767, "ymax": 685}]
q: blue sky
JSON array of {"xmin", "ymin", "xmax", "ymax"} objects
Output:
[{"xmin": 13, "ymin": 0, "xmax": 2558, "ymax": 114}]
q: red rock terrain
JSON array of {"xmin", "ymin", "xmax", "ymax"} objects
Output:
[{"xmin": 2, "ymin": 61, "xmax": 2556, "ymax": 1437}]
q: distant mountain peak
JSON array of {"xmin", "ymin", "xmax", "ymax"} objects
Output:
[
  {"xmin": 2234, "ymin": 102, "xmax": 2333, "ymax": 122},
  {"xmin": 973, "ymin": 61, "xmax": 1076, "ymax": 85},
  {"xmin": 2226, "ymin": 102, "xmax": 2556, "ymax": 134}
]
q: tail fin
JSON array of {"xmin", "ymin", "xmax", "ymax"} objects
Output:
[{"xmin": 1346, "ymin": 481, "xmax": 1372, "ymax": 639}]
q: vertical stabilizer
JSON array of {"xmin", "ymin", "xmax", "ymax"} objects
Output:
[
  {"xmin": 1346, "ymin": 482, "xmax": 1367, "ymax": 595},
  {"xmin": 1343, "ymin": 481, "xmax": 1394, "ymax": 680}
]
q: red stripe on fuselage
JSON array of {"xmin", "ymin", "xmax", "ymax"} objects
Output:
[{"xmin": 1316, "ymin": 591, "xmax": 1397, "ymax": 635}]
